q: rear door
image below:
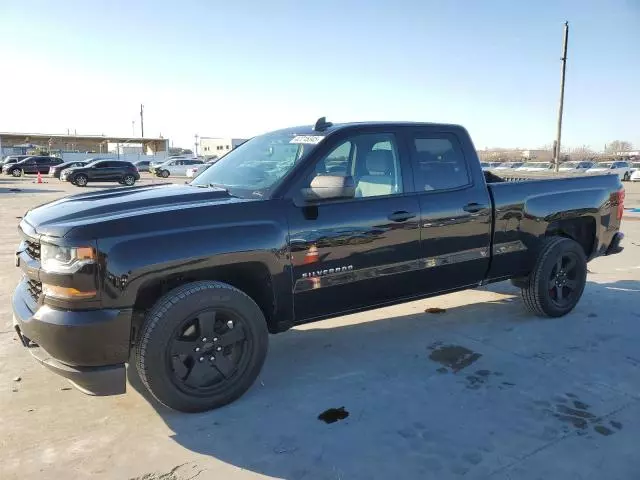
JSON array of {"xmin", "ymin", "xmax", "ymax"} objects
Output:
[
  {"xmin": 107, "ymin": 161, "xmax": 127, "ymax": 180},
  {"xmin": 286, "ymin": 128, "xmax": 422, "ymax": 321},
  {"xmin": 403, "ymin": 127, "xmax": 493, "ymax": 293},
  {"xmin": 89, "ymin": 161, "xmax": 110, "ymax": 180}
]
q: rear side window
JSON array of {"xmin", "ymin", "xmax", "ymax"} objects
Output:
[{"xmin": 410, "ymin": 134, "xmax": 470, "ymax": 191}]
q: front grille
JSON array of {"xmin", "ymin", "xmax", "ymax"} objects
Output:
[
  {"xmin": 26, "ymin": 279, "xmax": 43, "ymax": 303},
  {"xmin": 25, "ymin": 239, "xmax": 40, "ymax": 259}
]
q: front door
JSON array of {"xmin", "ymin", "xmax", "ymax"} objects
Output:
[
  {"xmin": 404, "ymin": 128, "xmax": 493, "ymax": 293},
  {"xmin": 287, "ymin": 131, "xmax": 421, "ymax": 321}
]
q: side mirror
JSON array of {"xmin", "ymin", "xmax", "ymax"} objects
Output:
[{"xmin": 300, "ymin": 174, "xmax": 356, "ymax": 202}]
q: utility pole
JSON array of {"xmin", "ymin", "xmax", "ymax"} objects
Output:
[
  {"xmin": 132, "ymin": 120, "xmax": 135, "ymax": 136},
  {"xmin": 140, "ymin": 104, "xmax": 145, "ymax": 138},
  {"xmin": 554, "ymin": 21, "xmax": 569, "ymax": 172},
  {"xmin": 194, "ymin": 134, "xmax": 199, "ymax": 156}
]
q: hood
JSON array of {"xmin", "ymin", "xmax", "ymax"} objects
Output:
[{"xmin": 23, "ymin": 183, "xmax": 250, "ymax": 237}]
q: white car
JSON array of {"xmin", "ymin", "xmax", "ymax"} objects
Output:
[
  {"xmin": 585, "ymin": 161, "xmax": 632, "ymax": 181},
  {"xmin": 480, "ymin": 161, "xmax": 501, "ymax": 171},
  {"xmin": 630, "ymin": 162, "xmax": 640, "ymax": 182},
  {"xmin": 494, "ymin": 162, "xmax": 524, "ymax": 170},
  {"xmin": 186, "ymin": 158, "xmax": 220, "ymax": 178},
  {"xmin": 516, "ymin": 162, "xmax": 553, "ymax": 172},
  {"xmin": 558, "ymin": 160, "xmax": 594, "ymax": 172},
  {"xmin": 151, "ymin": 158, "xmax": 204, "ymax": 178}
]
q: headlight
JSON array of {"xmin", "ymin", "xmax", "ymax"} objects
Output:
[{"xmin": 41, "ymin": 243, "xmax": 96, "ymax": 273}]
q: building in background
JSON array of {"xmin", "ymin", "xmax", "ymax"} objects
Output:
[
  {"xmin": 199, "ymin": 137, "xmax": 247, "ymax": 157},
  {"xmin": 0, "ymin": 132, "xmax": 170, "ymax": 163}
]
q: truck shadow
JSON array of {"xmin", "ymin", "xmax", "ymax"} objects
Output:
[{"xmin": 127, "ymin": 278, "xmax": 640, "ymax": 479}]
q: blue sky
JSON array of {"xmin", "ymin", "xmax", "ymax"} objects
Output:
[{"xmin": 1, "ymin": 0, "xmax": 639, "ymax": 150}]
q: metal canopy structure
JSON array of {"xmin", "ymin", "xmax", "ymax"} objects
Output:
[{"xmin": 0, "ymin": 132, "xmax": 169, "ymax": 155}]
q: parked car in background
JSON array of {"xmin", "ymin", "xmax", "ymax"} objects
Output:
[
  {"xmin": 3, "ymin": 156, "xmax": 63, "ymax": 177},
  {"xmin": 49, "ymin": 161, "xmax": 90, "ymax": 179},
  {"xmin": 133, "ymin": 160, "xmax": 152, "ymax": 172},
  {"xmin": 558, "ymin": 160, "xmax": 594, "ymax": 173},
  {"xmin": 60, "ymin": 160, "xmax": 140, "ymax": 186},
  {"xmin": 1, "ymin": 155, "xmax": 31, "ymax": 166},
  {"xmin": 630, "ymin": 162, "xmax": 640, "ymax": 182},
  {"xmin": 480, "ymin": 162, "xmax": 501, "ymax": 170},
  {"xmin": 585, "ymin": 161, "xmax": 632, "ymax": 181},
  {"xmin": 185, "ymin": 158, "xmax": 220, "ymax": 178},
  {"xmin": 516, "ymin": 162, "xmax": 553, "ymax": 172},
  {"xmin": 149, "ymin": 155, "xmax": 195, "ymax": 168},
  {"xmin": 494, "ymin": 162, "xmax": 524, "ymax": 170},
  {"xmin": 151, "ymin": 158, "xmax": 204, "ymax": 178}
]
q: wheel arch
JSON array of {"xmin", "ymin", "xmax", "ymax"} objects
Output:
[
  {"xmin": 545, "ymin": 216, "xmax": 596, "ymax": 258},
  {"xmin": 132, "ymin": 261, "xmax": 278, "ymax": 339}
]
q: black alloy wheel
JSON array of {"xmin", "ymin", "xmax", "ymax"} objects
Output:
[
  {"xmin": 135, "ymin": 281, "xmax": 268, "ymax": 412},
  {"xmin": 167, "ymin": 309, "xmax": 248, "ymax": 393},
  {"xmin": 547, "ymin": 252, "xmax": 581, "ymax": 308},
  {"xmin": 521, "ymin": 236, "xmax": 587, "ymax": 317}
]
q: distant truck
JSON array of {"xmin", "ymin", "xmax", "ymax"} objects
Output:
[{"xmin": 12, "ymin": 119, "xmax": 625, "ymax": 412}]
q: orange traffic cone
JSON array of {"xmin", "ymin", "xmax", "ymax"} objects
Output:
[{"xmin": 37, "ymin": 171, "xmax": 43, "ymax": 184}]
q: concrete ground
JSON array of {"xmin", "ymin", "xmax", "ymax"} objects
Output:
[{"xmin": 1, "ymin": 175, "xmax": 639, "ymax": 480}]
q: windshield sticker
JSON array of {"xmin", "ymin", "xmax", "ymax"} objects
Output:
[{"xmin": 290, "ymin": 135, "xmax": 325, "ymax": 145}]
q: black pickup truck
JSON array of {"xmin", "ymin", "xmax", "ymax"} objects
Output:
[{"xmin": 12, "ymin": 119, "xmax": 625, "ymax": 412}]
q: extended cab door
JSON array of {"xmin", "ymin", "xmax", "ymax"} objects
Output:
[
  {"xmin": 402, "ymin": 127, "xmax": 492, "ymax": 293},
  {"xmin": 286, "ymin": 129, "xmax": 422, "ymax": 321}
]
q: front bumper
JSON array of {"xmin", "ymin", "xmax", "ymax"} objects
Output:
[{"xmin": 12, "ymin": 280, "xmax": 131, "ymax": 395}]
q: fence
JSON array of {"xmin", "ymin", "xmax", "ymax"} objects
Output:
[{"xmin": 60, "ymin": 152, "xmax": 169, "ymax": 163}]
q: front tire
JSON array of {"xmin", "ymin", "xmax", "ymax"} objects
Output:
[
  {"xmin": 11, "ymin": 169, "xmax": 22, "ymax": 177},
  {"xmin": 135, "ymin": 281, "xmax": 269, "ymax": 412},
  {"xmin": 521, "ymin": 237, "xmax": 587, "ymax": 317},
  {"xmin": 73, "ymin": 174, "xmax": 88, "ymax": 187}
]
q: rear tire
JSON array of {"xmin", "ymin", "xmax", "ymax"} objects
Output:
[
  {"xmin": 74, "ymin": 174, "xmax": 88, "ymax": 187},
  {"xmin": 135, "ymin": 281, "xmax": 269, "ymax": 412},
  {"xmin": 160, "ymin": 170, "xmax": 170, "ymax": 178},
  {"xmin": 623, "ymin": 172, "xmax": 630, "ymax": 182},
  {"xmin": 521, "ymin": 237, "xmax": 587, "ymax": 317},
  {"xmin": 123, "ymin": 174, "xmax": 136, "ymax": 186}
]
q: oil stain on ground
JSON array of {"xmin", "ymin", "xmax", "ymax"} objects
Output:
[
  {"xmin": 537, "ymin": 393, "xmax": 623, "ymax": 437},
  {"xmin": 318, "ymin": 407, "xmax": 349, "ymax": 424},
  {"xmin": 465, "ymin": 370, "xmax": 514, "ymax": 390},
  {"xmin": 428, "ymin": 344, "xmax": 482, "ymax": 373}
]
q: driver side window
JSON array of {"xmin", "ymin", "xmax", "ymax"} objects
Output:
[{"xmin": 306, "ymin": 133, "xmax": 403, "ymax": 199}]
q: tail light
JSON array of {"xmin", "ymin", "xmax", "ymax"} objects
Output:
[{"xmin": 616, "ymin": 188, "xmax": 625, "ymax": 220}]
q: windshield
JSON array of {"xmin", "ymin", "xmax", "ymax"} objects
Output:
[{"xmin": 190, "ymin": 131, "xmax": 320, "ymax": 197}]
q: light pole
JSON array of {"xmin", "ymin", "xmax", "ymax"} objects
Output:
[{"xmin": 554, "ymin": 21, "xmax": 569, "ymax": 172}]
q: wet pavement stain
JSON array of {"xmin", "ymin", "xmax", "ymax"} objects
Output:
[
  {"xmin": 537, "ymin": 394, "xmax": 623, "ymax": 437},
  {"xmin": 463, "ymin": 369, "xmax": 512, "ymax": 390},
  {"xmin": 594, "ymin": 425, "xmax": 614, "ymax": 436},
  {"xmin": 610, "ymin": 421, "xmax": 623, "ymax": 430},
  {"xmin": 428, "ymin": 345, "xmax": 482, "ymax": 373},
  {"xmin": 318, "ymin": 407, "xmax": 349, "ymax": 424}
]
